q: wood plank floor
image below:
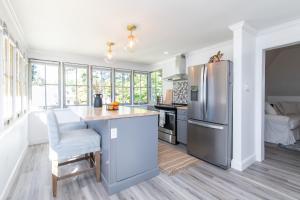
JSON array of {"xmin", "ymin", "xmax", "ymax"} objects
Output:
[{"xmin": 5, "ymin": 143, "xmax": 300, "ymax": 200}]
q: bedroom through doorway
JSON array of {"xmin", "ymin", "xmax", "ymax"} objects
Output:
[{"xmin": 264, "ymin": 44, "xmax": 300, "ymax": 162}]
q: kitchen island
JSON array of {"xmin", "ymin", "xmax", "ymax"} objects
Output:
[{"xmin": 71, "ymin": 106, "xmax": 159, "ymax": 194}]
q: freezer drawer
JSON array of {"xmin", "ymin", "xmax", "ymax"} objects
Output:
[{"xmin": 187, "ymin": 120, "xmax": 231, "ymax": 169}]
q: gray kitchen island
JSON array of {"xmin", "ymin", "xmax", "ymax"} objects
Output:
[{"xmin": 71, "ymin": 106, "xmax": 159, "ymax": 194}]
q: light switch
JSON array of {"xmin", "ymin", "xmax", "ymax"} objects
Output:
[{"xmin": 111, "ymin": 128, "xmax": 117, "ymax": 139}]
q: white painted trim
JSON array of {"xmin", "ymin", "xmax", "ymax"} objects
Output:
[
  {"xmin": 0, "ymin": 145, "xmax": 28, "ymax": 200},
  {"xmin": 255, "ymin": 19, "xmax": 300, "ymax": 162},
  {"xmin": 267, "ymin": 96, "xmax": 300, "ymax": 102},
  {"xmin": 29, "ymin": 138, "xmax": 48, "ymax": 145},
  {"xmin": 231, "ymin": 154, "xmax": 256, "ymax": 171},
  {"xmin": 1, "ymin": 0, "xmax": 27, "ymax": 49},
  {"xmin": 229, "ymin": 21, "xmax": 257, "ymax": 35},
  {"xmin": 258, "ymin": 18, "xmax": 300, "ymax": 36}
]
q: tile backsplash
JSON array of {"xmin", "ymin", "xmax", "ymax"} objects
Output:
[{"xmin": 173, "ymin": 80, "xmax": 188, "ymax": 104}]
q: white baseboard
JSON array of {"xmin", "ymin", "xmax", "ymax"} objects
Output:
[
  {"xmin": 231, "ymin": 154, "xmax": 256, "ymax": 171},
  {"xmin": 29, "ymin": 137, "xmax": 48, "ymax": 145},
  {"xmin": 0, "ymin": 145, "xmax": 28, "ymax": 200}
]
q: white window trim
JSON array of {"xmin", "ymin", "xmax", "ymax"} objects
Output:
[
  {"xmin": 63, "ymin": 62, "xmax": 89, "ymax": 107},
  {"xmin": 114, "ymin": 68, "xmax": 132, "ymax": 105},
  {"xmin": 29, "ymin": 59, "xmax": 61, "ymax": 110},
  {"xmin": 133, "ymin": 70, "xmax": 149, "ymax": 105},
  {"xmin": 91, "ymin": 66, "xmax": 113, "ymax": 105}
]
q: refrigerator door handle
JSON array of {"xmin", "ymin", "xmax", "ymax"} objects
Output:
[
  {"xmin": 203, "ymin": 65, "xmax": 208, "ymax": 118},
  {"xmin": 188, "ymin": 120, "xmax": 224, "ymax": 130}
]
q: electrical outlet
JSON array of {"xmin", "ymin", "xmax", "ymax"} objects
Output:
[{"xmin": 111, "ymin": 128, "xmax": 117, "ymax": 139}]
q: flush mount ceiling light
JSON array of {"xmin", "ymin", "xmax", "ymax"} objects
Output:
[
  {"xmin": 125, "ymin": 24, "xmax": 137, "ymax": 51},
  {"xmin": 164, "ymin": 51, "xmax": 169, "ymax": 55}
]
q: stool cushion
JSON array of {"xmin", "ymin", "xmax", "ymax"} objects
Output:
[{"xmin": 49, "ymin": 128, "xmax": 101, "ymax": 161}]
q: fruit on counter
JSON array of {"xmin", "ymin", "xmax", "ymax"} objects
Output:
[
  {"xmin": 112, "ymin": 101, "xmax": 119, "ymax": 106},
  {"xmin": 107, "ymin": 101, "xmax": 119, "ymax": 110}
]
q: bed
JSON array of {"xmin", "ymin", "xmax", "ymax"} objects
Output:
[{"xmin": 265, "ymin": 102, "xmax": 300, "ymax": 145}]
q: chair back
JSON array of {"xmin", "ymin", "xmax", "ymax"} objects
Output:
[{"xmin": 46, "ymin": 111, "xmax": 61, "ymax": 147}]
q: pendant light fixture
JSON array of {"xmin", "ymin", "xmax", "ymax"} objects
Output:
[
  {"xmin": 104, "ymin": 41, "xmax": 115, "ymax": 64},
  {"xmin": 126, "ymin": 24, "xmax": 137, "ymax": 50},
  {"xmin": 106, "ymin": 41, "xmax": 115, "ymax": 60}
]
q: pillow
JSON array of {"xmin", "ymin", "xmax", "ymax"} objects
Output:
[
  {"xmin": 272, "ymin": 103, "xmax": 284, "ymax": 115},
  {"xmin": 280, "ymin": 102, "xmax": 298, "ymax": 115},
  {"xmin": 265, "ymin": 103, "xmax": 277, "ymax": 115}
]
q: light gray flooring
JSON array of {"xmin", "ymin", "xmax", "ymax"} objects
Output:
[{"xmin": 6, "ymin": 143, "xmax": 300, "ymax": 200}]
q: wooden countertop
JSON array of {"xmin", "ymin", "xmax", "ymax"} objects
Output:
[
  {"xmin": 71, "ymin": 106, "xmax": 159, "ymax": 121},
  {"xmin": 177, "ymin": 106, "xmax": 188, "ymax": 110}
]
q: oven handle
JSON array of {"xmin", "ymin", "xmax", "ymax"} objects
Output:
[{"xmin": 159, "ymin": 110, "xmax": 175, "ymax": 115}]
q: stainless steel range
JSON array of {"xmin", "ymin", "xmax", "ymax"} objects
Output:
[{"xmin": 154, "ymin": 103, "xmax": 187, "ymax": 144}]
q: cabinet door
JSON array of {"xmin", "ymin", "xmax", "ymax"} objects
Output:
[
  {"xmin": 111, "ymin": 116, "xmax": 158, "ymax": 182},
  {"xmin": 177, "ymin": 119, "xmax": 187, "ymax": 144}
]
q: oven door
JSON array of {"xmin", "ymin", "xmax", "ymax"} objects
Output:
[{"xmin": 158, "ymin": 110, "xmax": 176, "ymax": 144}]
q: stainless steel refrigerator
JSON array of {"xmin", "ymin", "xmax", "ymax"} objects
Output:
[{"xmin": 187, "ymin": 60, "xmax": 233, "ymax": 169}]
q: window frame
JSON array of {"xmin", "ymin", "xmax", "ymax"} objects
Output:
[
  {"xmin": 114, "ymin": 69, "xmax": 132, "ymax": 105},
  {"xmin": 15, "ymin": 51, "xmax": 22, "ymax": 116},
  {"xmin": 133, "ymin": 70, "xmax": 149, "ymax": 104},
  {"xmin": 63, "ymin": 62, "xmax": 89, "ymax": 107},
  {"xmin": 91, "ymin": 66, "xmax": 112, "ymax": 105},
  {"xmin": 3, "ymin": 36, "xmax": 14, "ymax": 124},
  {"xmin": 150, "ymin": 69, "xmax": 163, "ymax": 103},
  {"xmin": 30, "ymin": 59, "xmax": 61, "ymax": 110}
]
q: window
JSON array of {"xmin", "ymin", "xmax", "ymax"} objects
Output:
[
  {"xmin": 15, "ymin": 52, "xmax": 22, "ymax": 114},
  {"xmin": 31, "ymin": 60, "xmax": 60, "ymax": 109},
  {"xmin": 3, "ymin": 37, "xmax": 13, "ymax": 122},
  {"xmin": 92, "ymin": 67, "xmax": 112, "ymax": 104},
  {"xmin": 20, "ymin": 56, "xmax": 28, "ymax": 112},
  {"xmin": 133, "ymin": 71, "xmax": 148, "ymax": 104},
  {"xmin": 150, "ymin": 70, "xmax": 162, "ymax": 103},
  {"xmin": 64, "ymin": 63, "xmax": 88, "ymax": 106},
  {"xmin": 115, "ymin": 70, "xmax": 131, "ymax": 104}
]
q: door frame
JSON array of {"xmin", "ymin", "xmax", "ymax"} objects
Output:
[{"xmin": 255, "ymin": 26, "xmax": 300, "ymax": 161}]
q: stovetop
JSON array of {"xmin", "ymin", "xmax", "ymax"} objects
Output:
[{"xmin": 154, "ymin": 103, "xmax": 187, "ymax": 110}]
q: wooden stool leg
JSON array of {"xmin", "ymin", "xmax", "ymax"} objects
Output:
[
  {"xmin": 89, "ymin": 152, "xmax": 94, "ymax": 168},
  {"xmin": 52, "ymin": 160, "xmax": 58, "ymax": 197},
  {"xmin": 95, "ymin": 151, "xmax": 101, "ymax": 182}
]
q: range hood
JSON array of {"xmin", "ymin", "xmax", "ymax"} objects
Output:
[{"xmin": 165, "ymin": 54, "xmax": 187, "ymax": 81}]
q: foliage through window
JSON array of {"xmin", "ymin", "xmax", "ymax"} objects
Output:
[
  {"xmin": 133, "ymin": 72, "xmax": 148, "ymax": 104},
  {"xmin": 31, "ymin": 60, "xmax": 60, "ymax": 109},
  {"xmin": 150, "ymin": 70, "xmax": 162, "ymax": 103},
  {"xmin": 15, "ymin": 52, "xmax": 22, "ymax": 114},
  {"xmin": 64, "ymin": 64, "xmax": 88, "ymax": 106},
  {"xmin": 92, "ymin": 67, "xmax": 112, "ymax": 104},
  {"xmin": 3, "ymin": 38, "xmax": 13, "ymax": 121},
  {"xmin": 115, "ymin": 70, "xmax": 131, "ymax": 104}
]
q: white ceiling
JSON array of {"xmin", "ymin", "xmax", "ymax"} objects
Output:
[{"xmin": 10, "ymin": 0, "xmax": 300, "ymax": 64}]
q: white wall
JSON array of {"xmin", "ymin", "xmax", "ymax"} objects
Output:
[
  {"xmin": 255, "ymin": 18, "xmax": 300, "ymax": 161},
  {"xmin": 0, "ymin": 116, "xmax": 28, "ymax": 199},
  {"xmin": 0, "ymin": 0, "xmax": 28, "ymax": 199},
  {"xmin": 28, "ymin": 49, "xmax": 150, "ymax": 71},
  {"xmin": 151, "ymin": 40, "xmax": 233, "ymax": 100},
  {"xmin": 266, "ymin": 45, "xmax": 300, "ymax": 96},
  {"xmin": 28, "ymin": 109, "xmax": 81, "ymax": 145}
]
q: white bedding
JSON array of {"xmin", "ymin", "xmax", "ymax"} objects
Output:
[{"xmin": 265, "ymin": 115, "xmax": 300, "ymax": 145}]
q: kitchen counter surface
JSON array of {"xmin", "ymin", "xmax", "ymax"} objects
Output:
[
  {"xmin": 177, "ymin": 106, "xmax": 188, "ymax": 110},
  {"xmin": 71, "ymin": 106, "xmax": 159, "ymax": 121}
]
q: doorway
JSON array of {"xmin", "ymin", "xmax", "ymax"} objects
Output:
[{"xmin": 258, "ymin": 42, "xmax": 300, "ymax": 162}]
